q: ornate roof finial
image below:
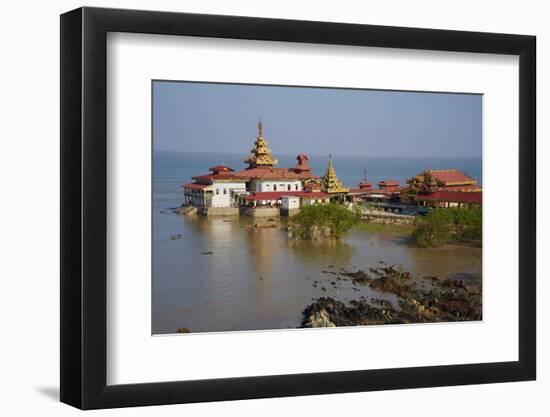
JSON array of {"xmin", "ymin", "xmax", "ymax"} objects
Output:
[{"xmin": 258, "ymin": 114, "xmax": 264, "ymax": 137}]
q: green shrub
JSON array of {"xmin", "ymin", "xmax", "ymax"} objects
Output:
[
  {"xmin": 290, "ymin": 203, "xmax": 360, "ymax": 239},
  {"xmin": 413, "ymin": 207, "xmax": 482, "ymax": 247}
]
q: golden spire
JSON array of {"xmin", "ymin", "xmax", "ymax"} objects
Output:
[
  {"xmin": 258, "ymin": 114, "xmax": 264, "ymax": 137},
  {"xmin": 244, "ymin": 116, "xmax": 278, "ymax": 168},
  {"xmin": 322, "ymin": 155, "xmax": 349, "ymax": 193}
]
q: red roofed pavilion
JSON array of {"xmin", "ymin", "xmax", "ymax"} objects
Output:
[
  {"xmin": 378, "ymin": 180, "xmax": 401, "ymax": 193},
  {"xmin": 415, "ymin": 190, "xmax": 482, "ymax": 208},
  {"xmin": 407, "ymin": 169, "xmax": 481, "ymax": 192}
]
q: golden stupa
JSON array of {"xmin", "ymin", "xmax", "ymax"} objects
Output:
[
  {"xmin": 322, "ymin": 156, "xmax": 349, "ymax": 194},
  {"xmin": 244, "ymin": 117, "xmax": 278, "ymax": 168}
]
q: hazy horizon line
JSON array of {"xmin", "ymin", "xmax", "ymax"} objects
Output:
[{"xmin": 153, "ymin": 148, "xmax": 482, "ymax": 159}]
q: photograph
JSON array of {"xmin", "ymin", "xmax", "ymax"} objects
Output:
[
  {"xmin": 1, "ymin": 0, "xmax": 543, "ymax": 414},
  {"xmin": 152, "ymin": 81, "xmax": 483, "ymax": 335}
]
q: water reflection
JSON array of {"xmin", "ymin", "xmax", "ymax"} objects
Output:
[
  {"xmin": 152, "ymin": 215, "xmax": 481, "ymax": 334},
  {"xmin": 287, "ymin": 238, "xmax": 355, "ymax": 267}
]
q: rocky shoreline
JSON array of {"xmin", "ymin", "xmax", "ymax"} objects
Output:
[{"xmin": 301, "ymin": 264, "xmax": 481, "ymax": 328}]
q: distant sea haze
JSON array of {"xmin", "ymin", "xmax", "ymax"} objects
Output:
[{"xmin": 153, "ymin": 151, "xmax": 482, "ymax": 191}]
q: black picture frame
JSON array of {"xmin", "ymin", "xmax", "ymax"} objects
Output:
[{"xmin": 60, "ymin": 6, "xmax": 536, "ymax": 410}]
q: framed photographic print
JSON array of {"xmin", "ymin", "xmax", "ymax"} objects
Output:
[{"xmin": 60, "ymin": 7, "xmax": 536, "ymax": 409}]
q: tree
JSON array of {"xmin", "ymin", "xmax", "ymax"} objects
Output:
[
  {"xmin": 289, "ymin": 203, "xmax": 360, "ymax": 239},
  {"xmin": 413, "ymin": 207, "xmax": 482, "ymax": 247}
]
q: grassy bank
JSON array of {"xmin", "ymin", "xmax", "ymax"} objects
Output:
[{"xmin": 353, "ymin": 222, "xmax": 414, "ymax": 237}]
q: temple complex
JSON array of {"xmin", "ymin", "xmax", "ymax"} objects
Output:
[
  {"xmin": 183, "ymin": 118, "xmax": 330, "ymax": 216},
  {"xmin": 181, "ymin": 118, "xmax": 482, "ymax": 216}
]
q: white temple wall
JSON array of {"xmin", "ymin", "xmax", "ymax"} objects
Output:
[
  {"xmin": 282, "ymin": 196, "xmax": 301, "ymax": 210},
  {"xmin": 252, "ymin": 180, "xmax": 302, "ymax": 192},
  {"xmin": 211, "ymin": 182, "xmax": 247, "ymax": 207}
]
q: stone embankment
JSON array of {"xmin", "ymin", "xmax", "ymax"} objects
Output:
[
  {"xmin": 173, "ymin": 205, "xmax": 240, "ymax": 216},
  {"xmin": 360, "ymin": 209, "xmax": 415, "ymax": 225},
  {"xmin": 173, "ymin": 205, "xmax": 197, "ymax": 215}
]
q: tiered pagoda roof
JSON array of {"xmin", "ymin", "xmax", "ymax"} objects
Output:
[
  {"xmin": 244, "ymin": 117, "xmax": 278, "ymax": 168},
  {"xmin": 321, "ymin": 157, "xmax": 349, "ymax": 194},
  {"xmin": 236, "ymin": 119, "xmax": 317, "ymax": 180}
]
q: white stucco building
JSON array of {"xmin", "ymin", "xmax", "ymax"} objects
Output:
[
  {"xmin": 251, "ymin": 179, "xmax": 302, "ymax": 193},
  {"xmin": 281, "ymin": 196, "xmax": 300, "ymax": 210},
  {"xmin": 182, "ymin": 165, "xmax": 247, "ymax": 208}
]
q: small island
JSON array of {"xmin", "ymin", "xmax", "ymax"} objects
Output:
[
  {"xmin": 179, "ymin": 118, "xmax": 482, "ymax": 226},
  {"xmin": 166, "ymin": 118, "xmax": 482, "ymax": 332},
  {"xmin": 152, "ymin": 80, "xmax": 483, "ymax": 335}
]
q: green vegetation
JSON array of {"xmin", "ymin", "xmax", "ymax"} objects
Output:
[
  {"xmin": 413, "ymin": 207, "xmax": 482, "ymax": 247},
  {"xmin": 289, "ymin": 203, "xmax": 360, "ymax": 239}
]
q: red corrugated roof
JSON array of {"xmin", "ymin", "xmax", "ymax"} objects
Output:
[
  {"xmin": 358, "ymin": 181, "xmax": 373, "ymax": 189},
  {"xmin": 301, "ymin": 192, "xmax": 331, "ymax": 199},
  {"xmin": 182, "ymin": 183, "xmax": 209, "ymax": 190},
  {"xmin": 416, "ymin": 191, "xmax": 482, "ymax": 204},
  {"xmin": 349, "ymin": 188, "xmax": 371, "ymax": 194},
  {"xmin": 234, "ymin": 167, "xmax": 317, "ymax": 180},
  {"xmin": 366, "ymin": 186, "xmax": 407, "ymax": 195},
  {"xmin": 209, "ymin": 165, "xmax": 234, "ymax": 172},
  {"xmin": 191, "ymin": 173, "xmax": 246, "ymax": 181},
  {"xmin": 428, "ymin": 169, "xmax": 477, "ymax": 185},
  {"xmin": 378, "ymin": 180, "xmax": 400, "ymax": 186},
  {"xmin": 442, "ymin": 184, "xmax": 482, "ymax": 192}
]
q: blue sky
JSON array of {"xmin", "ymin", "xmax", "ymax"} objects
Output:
[{"xmin": 153, "ymin": 81, "xmax": 482, "ymax": 158}]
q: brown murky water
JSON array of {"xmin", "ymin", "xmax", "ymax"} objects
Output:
[{"xmin": 152, "ymin": 214, "xmax": 481, "ymax": 334}]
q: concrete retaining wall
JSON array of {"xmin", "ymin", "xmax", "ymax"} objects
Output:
[
  {"xmin": 240, "ymin": 207, "xmax": 281, "ymax": 218},
  {"xmin": 198, "ymin": 207, "xmax": 240, "ymax": 217}
]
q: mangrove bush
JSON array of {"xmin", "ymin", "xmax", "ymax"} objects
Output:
[
  {"xmin": 289, "ymin": 203, "xmax": 360, "ymax": 239},
  {"xmin": 413, "ymin": 207, "xmax": 482, "ymax": 247}
]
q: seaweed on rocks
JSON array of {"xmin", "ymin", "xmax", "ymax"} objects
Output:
[
  {"xmin": 301, "ymin": 297, "xmax": 407, "ymax": 327},
  {"xmin": 300, "ymin": 265, "xmax": 482, "ymax": 328},
  {"xmin": 341, "ymin": 269, "xmax": 372, "ymax": 285}
]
